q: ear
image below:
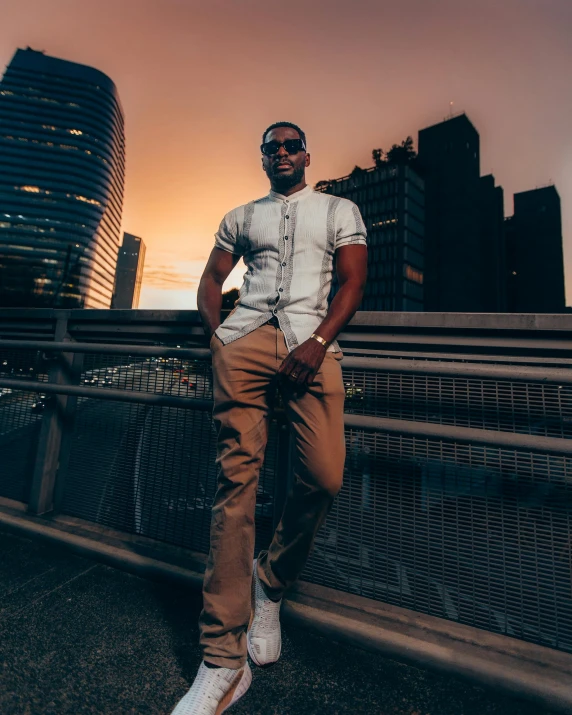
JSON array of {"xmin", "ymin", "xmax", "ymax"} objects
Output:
[{"xmin": 305, "ymin": 152, "xmax": 311, "ymax": 168}]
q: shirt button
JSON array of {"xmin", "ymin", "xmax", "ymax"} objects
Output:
[
  {"xmin": 285, "ymin": 215, "xmax": 290, "ymax": 219},
  {"xmin": 279, "ymin": 288, "xmax": 283, "ymax": 292},
  {"xmin": 284, "ymin": 236, "xmax": 288, "ymax": 240},
  {"xmin": 273, "ymin": 309, "xmax": 277, "ymax": 314},
  {"xmin": 282, "ymin": 262, "xmax": 286, "ymax": 266}
]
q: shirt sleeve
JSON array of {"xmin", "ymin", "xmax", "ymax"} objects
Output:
[
  {"xmin": 214, "ymin": 209, "xmax": 244, "ymax": 256},
  {"xmin": 335, "ymin": 200, "xmax": 367, "ymax": 250}
]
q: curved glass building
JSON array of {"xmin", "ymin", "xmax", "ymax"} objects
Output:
[{"xmin": 0, "ymin": 48, "xmax": 125, "ymax": 308}]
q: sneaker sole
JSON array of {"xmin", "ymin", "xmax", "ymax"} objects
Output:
[{"xmin": 218, "ymin": 664, "xmax": 252, "ymax": 714}]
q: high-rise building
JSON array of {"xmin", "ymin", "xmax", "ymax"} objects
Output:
[
  {"xmin": 0, "ymin": 48, "xmax": 125, "ymax": 308},
  {"xmin": 506, "ymin": 186, "xmax": 565, "ymax": 313},
  {"xmin": 316, "ymin": 162, "xmax": 425, "ymax": 311},
  {"xmin": 418, "ymin": 114, "xmax": 487, "ymax": 312},
  {"xmin": 479, "ymin": 174, "xmax": 506, "ymax": 312},
  {"xmin": 111, "ymin": 232, "xmax": 146, "ymax": 309}
]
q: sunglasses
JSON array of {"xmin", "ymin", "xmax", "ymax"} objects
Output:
[{"xmin": 260, "ymin": 139, "xmax": 306, "ymax": 156}]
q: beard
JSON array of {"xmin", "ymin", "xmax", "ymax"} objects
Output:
[{"xmin": 268, "ymin": 162, "xmax": 305, "ymax": 192}]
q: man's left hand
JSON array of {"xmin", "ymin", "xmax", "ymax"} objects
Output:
[{"xmin": 278, "ymin": 338, "xmax": 327, "ymax": 388}]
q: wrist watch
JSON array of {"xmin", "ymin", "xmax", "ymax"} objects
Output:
[{"xmin": 310, "ymin": 333, "xmax": 329, "ymax": 348}]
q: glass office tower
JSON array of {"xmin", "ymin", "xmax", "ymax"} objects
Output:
[
  {"xmin": 316, "ymin": 163, "xmax": 425, "ymax": 311},
  {"xmin": 0, "ymin": 48, "xmax": 125, "ymax": 308},
  {"xmin": 111, "ymin": 232, "xmax": 146, "ymax": 309}
]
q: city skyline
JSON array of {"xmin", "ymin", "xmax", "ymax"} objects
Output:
[{"xmin": 1, "ymin": 0, "xmax": 571, "ymax": 308}]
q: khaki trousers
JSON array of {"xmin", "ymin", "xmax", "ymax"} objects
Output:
[{"xmin": 198, "ymin": 322, "xmax": 346, "ymax": 668}]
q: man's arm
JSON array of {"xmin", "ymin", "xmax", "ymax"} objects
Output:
[
  {"xmin": 278, "ymin": 244, "xmax": 368, "ymax": 386},
  {"xmin": 197, "ymin": 247, "xmax": 241, "ymax": 338}
]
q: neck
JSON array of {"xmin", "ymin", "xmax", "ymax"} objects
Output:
[{"xmin": 270, "ymin": 178, "xmax": 307, "ymax": 197}]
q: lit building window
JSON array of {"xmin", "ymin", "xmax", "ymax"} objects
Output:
[
  {"xmin": 18, "ymin": 185, "xmax": 41, "ymax": 193},
  {"xmin": 42, "ymin": 125, "xmax": 57, "ymax": 130},
  {"xmin": 75, "ymin": 194, "xmax": 101, "ymax": 206},
  {"xmin": 68, "ymin": 129, "xmax": 83, "ymax": 135},
  {"xmin": 405, "ymin": 264, "xmax": 423, "ymax": 284}
]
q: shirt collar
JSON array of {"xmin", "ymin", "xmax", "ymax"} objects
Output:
[{"xmin": 268, "ymin": 184, "xmax": 314, "ymax": 202}]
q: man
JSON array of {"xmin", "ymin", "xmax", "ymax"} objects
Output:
[{"xmin": 171, "ymin": 122, "xmax": 367, "ymax": 714}]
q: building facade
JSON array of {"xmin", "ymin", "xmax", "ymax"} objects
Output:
[
  {"xmin": 506, "ymin": 186, "xmax": 565, "ymax": 313},
  {"xmin": 479, "ymin": 174, "xmax": 507, "ymax": 312},
  {"xmin": 111, "ymin": 232, "xmax": 146, "ymax": 309},
  {"xmin": 316, "ymin": 162, "xmax": 425, "ymax": 311},
  {"xmin": 0, "ymin": 48, "xmax": 125, "ymax": 308},
  {"xmin": 417, "ymin": 114, "xmax": 489, "ymax": 312}
]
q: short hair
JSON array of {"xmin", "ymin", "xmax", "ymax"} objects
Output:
[{"xmin": 262, "ymin": 121, "xmax": 307, "ymax": 148}]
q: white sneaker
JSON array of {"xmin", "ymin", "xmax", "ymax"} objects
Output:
[
  {"xmin": 247, "ymin": 559, "xmax": 282, "ymax": 666},
  {"xmin": 170, "ymin": 661, "xmax": 252, "ymax": 715}
]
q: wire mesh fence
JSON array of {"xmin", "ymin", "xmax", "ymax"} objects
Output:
[
  {"xmin": 0, "ymin": 346, "xmax": 48, "ymax": 501},
  {"xmin": 1, "ymin": 312, "xmax": 571, "ymax": 657}
]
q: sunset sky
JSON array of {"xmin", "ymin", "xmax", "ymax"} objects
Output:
[{"xmin": 1, "ymin": 0, "xmax": 571, "ymax": 308}]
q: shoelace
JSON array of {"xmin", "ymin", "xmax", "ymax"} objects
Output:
[
  {"xmin": 176, "ymin": 666, "xmax": 234, "ymax": 715},
  {"xmin": 253, "ymin": 578, "xmax": 281, "ymax": 633}
]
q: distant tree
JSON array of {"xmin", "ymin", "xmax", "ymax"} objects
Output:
[
  {"xmin": 372, "ymin": 148, "xmax": 385, "ymax": 168},
  {"xmin": 386, "ymin": 136, "xmax": 417, "ymax": 165},
  {"xmin": 222, "ymin": 287, "xmax": 239, "ymax": 309}
]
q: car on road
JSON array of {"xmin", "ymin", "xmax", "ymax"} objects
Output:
[
  {"xmin": 0, "ymin": 388, "xmax": 13, "ymax": 398},
  {"xmin": 31, "ymin": 394, "xmax": 48, "ymax": 412}
]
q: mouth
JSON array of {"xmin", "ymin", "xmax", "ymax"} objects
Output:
[{"xmin": 274, "ymin": 162, "xmax": 293, "ymax": 172}]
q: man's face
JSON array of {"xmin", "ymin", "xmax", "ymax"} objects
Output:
[{"xmin": 261, "ymin": 126, "xmax": 310, "ymax": 190}]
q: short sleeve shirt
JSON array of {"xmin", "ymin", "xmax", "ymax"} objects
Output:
[{"xmin": 214, "ymin": 185, "xmax": 367, "ymax": 352}]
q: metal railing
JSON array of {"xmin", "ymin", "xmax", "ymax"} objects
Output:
[{"xmin": 1, "ymin": 308, "xmax": 572, "ymax": 658}]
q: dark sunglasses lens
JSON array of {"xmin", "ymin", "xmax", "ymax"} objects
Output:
[
  {"xmin": 261, "ymin": 141, "xmax": 281, "ymax": 155},
  {"xmin": 284, "ymin": 139, "xmax": 304, "ymax": 154}
]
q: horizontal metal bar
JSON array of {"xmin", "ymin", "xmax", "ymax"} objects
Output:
[
  {"xmin": 0, "ymin": 339, "xmax": 210, "ymax": 360},
  {"xmin": 337, "ymin": 332, "xmax": 572, "ymax": 351},
  {"xmin": 344, "ymin": 413, "xmax": 572, "ymax": 457},
  {"xmin": 345, "ymin": 347, "xmax": 572, "ymax": 366},
  {"xmin": 341, "ymin": 356, "xmax": 572, "ymax": 384},
  {"xmin": 2, "ymin": 377, "xmax": 569, "ymax": 457},
  {"xmin": 0, "ymin": 378, "xmax": 213, "ymax": 411},
  {"xmin": 3, "ymin": 340, "xmax": 571, "ymax": 384}
]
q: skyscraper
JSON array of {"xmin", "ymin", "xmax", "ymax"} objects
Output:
[
  {"xmin": 417, "ymin": 114, "xmax": 484, "ymax": 312},
  {"xmin": 0, "ymin": 48, "xmax": 125, "ymax": 308},
  {"xmin": 316, "ymin": 162, "xmax": 425, "ymax": 311},
  {"xmin": 111, "ymin": 232, "xmax": 146, "ymax": 309},
  {"xmin": 479, "ymin": 174, "xmax": 506, "ymax": 312},
  {"xmin": 506, "ymin": 186, "xmax": 565, "ymax": 313}
]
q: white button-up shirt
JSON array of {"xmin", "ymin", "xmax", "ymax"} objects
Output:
[{"xmin": 214, "ymin": 184, "xmax": 367, "ymax": 352}]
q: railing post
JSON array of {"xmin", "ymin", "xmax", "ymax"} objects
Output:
[
  {"xmin": 52, "ymin": 351, "xmax": 84, "ymax": 513},
  {"xmin": 28, "ymin": 317, "xmax": 75, "ymax": 515}
]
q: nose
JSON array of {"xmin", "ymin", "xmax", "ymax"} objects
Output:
[{"xmin": 276, "ymin": 144, "xmax": 289, "ymax": 158}]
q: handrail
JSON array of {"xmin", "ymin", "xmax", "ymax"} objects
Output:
[
  {"xmin": 2, "ymin": 339, "xmax": 572, "ymax": 385},
  {"xmin": 0, "ymin": 339, "xmax": 209, "ymax": 360},
  {"xmin": 1, "ymin": 376, "xmax": 570, "ymax": 458}
]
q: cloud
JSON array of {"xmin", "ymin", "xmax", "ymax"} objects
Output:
[{"xmin": 142, "ymin": 265, "xmax": 200, "ymax": 289}]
